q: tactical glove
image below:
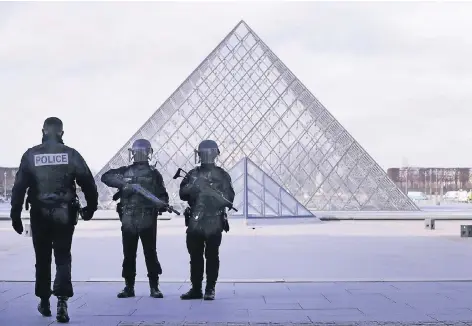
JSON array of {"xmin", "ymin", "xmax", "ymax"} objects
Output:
[
  {"xmin": 10, "ymin": 210, "xmax": 23, "ymax": 234},
  {"xmin": 223, "ymin": 213, "xmax": 230, "ymax": 233},
  {"xmin": 81, "ymin": 206, "xmax": 96, "ymax": 221},
  {"xmin": 12, "ymin": 219, "xmax": 23, "ymax": 234},
  {"xmin": 112, "ymin": 190, "xmax": 121, "ymax": 201},
  {"xmin": 223, "ymin": 220, "xmax": 230, "ymax": 233}
]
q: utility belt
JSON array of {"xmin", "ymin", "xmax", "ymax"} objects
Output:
[
  {"xmin": 184, "ymin": 206, "xmax": 229, "ymax": 232},
  {"xmin": 119, "ymin": 205, "xmax": 158, "ymax": 218},
  {"xmin": 25, "ymin": 195, "xmax": 81, "ymax": 225},
  {"xmin": 116, "ymin": 201, "xmax": 161, "ymax": 221}
]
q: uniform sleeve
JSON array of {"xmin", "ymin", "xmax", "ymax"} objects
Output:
[
  {"xmin": 100, "ymin": 166, "xmax": 127, "ymax": 189},
  {"xmin": 221, "ymin": 171, "xmax": 235, "ymax": 206},
  {"xmin": 152, "ymin": 169, "xmax": 169, "ymax": 204},
  {"xmin": 179, "ymin": 170, "xmax": 196, "ymax": 202},
  {"xmin": 72, "ymin": 149, "xmax": 98, "ymax": 209},
  {"xmin": 10, "ymin": 150, "xmax": 31, "ymax": 214}
]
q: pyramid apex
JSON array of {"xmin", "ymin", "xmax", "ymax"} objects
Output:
[{"xmin": 235, "ymin": 19, "xmax": 250, "ymax": 29}]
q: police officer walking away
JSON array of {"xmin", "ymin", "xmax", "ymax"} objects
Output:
[
  {"xmin": 179, "ymin": 140, "xmax": 235, "ymax": 300},
  {"xmin": 101, "ymin": 139, "xmax": 169, "ymax": 299},
  {"xmin": 10, "ymin": 117, "xmax": 98, "ymax": 323}
]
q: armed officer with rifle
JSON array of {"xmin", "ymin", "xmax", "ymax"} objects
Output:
[
  {"xmin": 101, "ymin": 138, "xmax": 177, "ymax": 299},
  {"xmin": 10, "ymin": 117, "xmax": 98, "ymax": 324},
  {"xmin": 176, "ymin": 140, "xmax": 235, "ymax": 300}
]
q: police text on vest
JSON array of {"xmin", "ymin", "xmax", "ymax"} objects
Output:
[{"xmin": 34, "ymin": 153, "xmax": 69, "ymax": 166}]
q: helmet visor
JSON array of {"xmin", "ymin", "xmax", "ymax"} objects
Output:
[
  {"xmin": 196, "ymin": 148, "xmax": 219, "ymax": 164},
  {"xmin": 128, "ymin": 148, "xmax": 153, "ymax": 162}
]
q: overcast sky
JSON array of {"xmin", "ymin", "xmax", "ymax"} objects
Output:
[{"xmin": 1, "ymin": 1, "xmax": 471, "ymax": 171}]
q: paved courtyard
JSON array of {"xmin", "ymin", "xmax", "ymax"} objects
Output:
[
  {"xmin": 2, "ymin": 280, "xmax": 472, "ymax": 325},
  {"xmin": 1, "ymin": 218, "xmax": 472, "ymax": 325}
]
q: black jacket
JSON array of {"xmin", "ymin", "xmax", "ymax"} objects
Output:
[
  {"xmin": 179, "ymin": 164, "xmax": 234, "ymax": 235},
  {"xmin": 101, "ymin": 162, "xmax": 169, "ymax": 229},
  {"xmin": 10, "ymin": 137, "xmax": 98, "ymax": 216}
]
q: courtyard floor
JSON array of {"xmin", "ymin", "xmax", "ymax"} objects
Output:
[{"xmin": 1, "ymin": 218, "xmax": 472, "ymax": 325}]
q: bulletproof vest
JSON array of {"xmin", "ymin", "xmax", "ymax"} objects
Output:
[
  {"xmin": 28, "ymin": 140, "xmax": 76, "ymax": 206},
  {"xmin": 190, "ymin": 165, "xmax": 228, "ymax": 215},
  {"xmin": 186, "ymin": 164, "xmax": 230, "ymax": 236},
  {"xmin": 120, "ymin": 163, "xmax": 156, "ymax": 208}
]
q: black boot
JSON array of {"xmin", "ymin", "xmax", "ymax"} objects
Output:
[
  {"xmin": 204, "ymin": 285, "xmax": 215, "ymax": 300},
  {"xmin": 56, "ymin": 297, "xmax": 70, "ymax": 323},
  {"xmin": 37, "ymin": 297, "xmax": 52, "ymax": 317},
  {"xmin": 180, "ymin": 285, "xmax": 203, "ymax": 300},
  {"xmin": 149, "ymin": 279, "xmax": 163, "ymax": 298},
  {"xmin": 117, "ymin": 278, "xmax": 135, "ymax": 298}
]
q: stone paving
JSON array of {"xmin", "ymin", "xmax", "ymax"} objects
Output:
[
  {"xmin": 2, "ymin": 219, "xmax": 472, "ymax": 325},
  {"xmin": 3, "ymin": 219, "xmax": 472, "ymax": 282},
  {"xmin": 2, "ymin": 281, "xmax": 472, "ymax": 325}
]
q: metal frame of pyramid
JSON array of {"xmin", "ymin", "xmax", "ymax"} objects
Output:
[
  {"xmin": 93, "ymin": 20, "xmax": 419, "ymax": 212},
  {"xmin": 228, "ymin": 157, "xmax": 315, "ymax": 219}
]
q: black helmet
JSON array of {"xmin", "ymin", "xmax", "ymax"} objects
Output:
[
  {"xmin": 195, "ymin": 139, "xmax": 220, "ymax": 164},
  {"xmin": 129, "ymin": 139, "xmax": 153, "ymax": 162}
]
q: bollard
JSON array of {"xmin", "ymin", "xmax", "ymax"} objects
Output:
[
  {"xmin": 424, "ymin": 218, "xmax": 435, "ymax": 230},
  {"xmin": 460, "ymin": 225, "xmax": 472, "ymax": 238}
]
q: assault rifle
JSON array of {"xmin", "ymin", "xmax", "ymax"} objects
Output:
[
  {"xmin": 116, "ymin": 180, "xmax": 180, "ymax": 215},
  {"xmin": 173, "ymin": 168, "xmax": 238, "ymax": 212}
]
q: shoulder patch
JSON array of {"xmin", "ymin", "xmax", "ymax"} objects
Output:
[{"xmin": 34, "ymin": 153, "xmax": 69, "ymax": 166}]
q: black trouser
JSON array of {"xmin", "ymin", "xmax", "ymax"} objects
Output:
[
  {"xmin": 121, "ymin": 222, "xmax": 162, "ymax": 281},
  {"xmin": 186, "ymin": 231, "xmax": 222, "ymax": 289},
  {"xmin": 30, "ymin": 208, "xmax": 75, "ymax": 299}
]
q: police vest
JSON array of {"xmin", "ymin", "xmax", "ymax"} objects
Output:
[
  {"xmin": 29, "ymin": 146, "xmax": 74, "ymax": 203},
  {"xmin": 120, "ymin": 165, "xmax": 156, "ymax": 207}
]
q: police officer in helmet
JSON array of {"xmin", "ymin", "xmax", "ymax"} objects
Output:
[
  {"xmin": 101, "ymin": 139, "xmax": 169, "ymax": 299},
  {"xmin": 179, "ymin": 140, "xmax": 235, "ymax": 300},
  {"xmin": 10, "ymin": 117, "xmax": 98, "ymax": 323}
]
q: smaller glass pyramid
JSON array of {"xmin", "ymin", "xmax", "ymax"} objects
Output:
[{"xmin": 228, "ymin": 157, "xmax": 315, "ymax": 219}]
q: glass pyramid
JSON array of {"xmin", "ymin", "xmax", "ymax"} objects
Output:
[
  {"xmin": 228, "ymin": 157, "xmax": 315, "ymax": 219},
  {"xmin": 93, "ymin": 20, "xmax": 419, "ymax": 212}
]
